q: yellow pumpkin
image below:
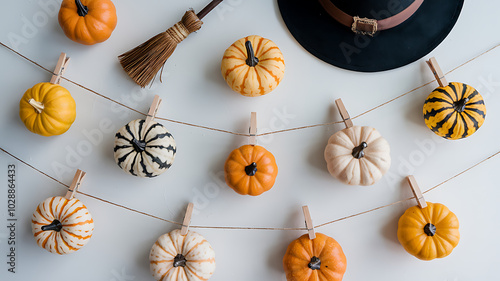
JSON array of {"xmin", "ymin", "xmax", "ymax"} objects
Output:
[
  {"xmin": 19, "ymin": 82, "xmax": 76, "ymax": 136},
  {"xmin": 221, "ymin": 35, "xmax": 285, "ymax": 97},
  {"xmin": 397, "ymin": 202, "xmax": 460, "ymax": 260}
]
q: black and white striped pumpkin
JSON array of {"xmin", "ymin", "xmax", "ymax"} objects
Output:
[{"xmin": 114, "ymin": 119, "xmax": 176, "ymax": 178}]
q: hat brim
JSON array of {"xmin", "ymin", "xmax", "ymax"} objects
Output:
[{"xmin": 277, "ymin": 0, "xmax": 464, "ymax": 72}]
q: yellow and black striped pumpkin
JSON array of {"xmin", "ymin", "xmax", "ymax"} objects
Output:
[
  {"xmin": 114, "ymin": 119, "xmax": 176, "ymax": 178},
  {"xmin": 31, "ymin": 196, "xmax": 94, "ymax": 255},
  {"xmin": 423, "ymin": 82, "xmax": 486, "ymax": 140}
]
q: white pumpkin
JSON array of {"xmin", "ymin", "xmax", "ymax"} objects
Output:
[
  {"xmin": 324, "ymin": 126, "xmax": 391, "ymax": 186},
  {"xmin": 114, "ymin": 119, "xmax": 176, "ymax": 178},
  {"xmin": 31, "ymin": 196, "xmax": 94, "ymax": 255},
  {"xmin": 150, "ymin": 229, "xmax": 216, "ymax": 281}
]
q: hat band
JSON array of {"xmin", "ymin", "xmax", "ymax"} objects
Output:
[{"xmin": 318, "ymin": 0, "xmax": 424, "ymax": 36}]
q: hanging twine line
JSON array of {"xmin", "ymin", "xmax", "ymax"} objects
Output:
[
  {"xmin": 1, "ymin": 41, "xmax": 499, "ymax": 137},
  {"xmin": 1, "ymin": 147, "xmax": 499, "ymax": 231}
]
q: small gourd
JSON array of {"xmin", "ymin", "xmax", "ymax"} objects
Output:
[
  {"xmin": 224, "ymin": 144, "xmax": 278, "ymax": 196},
  {"xmin": 283, "ymin": 233, "xmax": 347, "ymax": 281},
  {"xmin": 398, "ymin": 202, "xmax": 460, "ymax": 260},
  {"xmin": 114, "ymin": 96, "xmax": 176, "ymax": 178},
  {"xmin": 324, "ymin": 100, "xmax": 390, "ymax": 186},
  {"xmin": 150, "ymin": 204, "xmax": 216, "ymax": 281},
  {"xmin": 423, "ymin": 82, "xmax": 486, "ymax": 140},
  {"xmin": 397, "ymin": 176, "xmax": 460, "ymax": 260},
  {"xmin": 221, "ymin": 35, "xmax": 285, "ymax": 97},
  {"xmin": 31, "ymin": 170, "xmax": 94, "ymax": 255},
  {"xmin": 423, "ymin": 57, "xmax": 486, "ymax": 140},
  {"xmin": 19, "ymin": 53, "xmax": 76, "ymax": 137},
  {"xmin": 58, "ymin": 0, "xmax": 117, "ymax": 45}
]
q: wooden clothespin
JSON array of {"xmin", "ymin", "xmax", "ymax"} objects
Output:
[
  {"xmin": 144, "ymin": 95, "xmax": 162, "ymax": 133},
  {"xmin": 50, "ymin": 52, "xmax": 70, "ymax": 85},
  {"xmin": 249, "ymin": 112, "xmax": 257, "ymax": 145},
  {"xmin": 335, "ymin": 98, "xmax": 353, "ymax": 129},
  {"xmin": 406, "ymin": 175, "xmax": 427, "ymax": 208},
  {"xmin": 302, "ymin": 205, "xmax": 316, "ymax": 240},
  {"xmin": 426, "ymin": 57, "xmax": 448, "ymax": 88},
  {"xmin": 180, "ymin": 203, "xmax": 194, "ymax": 235},
  {"xmin": 65, "ymin": 169, "xmax": 86, "ymax": 200}
]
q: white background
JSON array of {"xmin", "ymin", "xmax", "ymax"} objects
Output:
[{"xmin": 1, "ymin": 0, "xmax": 499, "ymax": 280}]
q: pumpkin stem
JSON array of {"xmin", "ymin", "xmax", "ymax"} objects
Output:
[
  {"xmin": 352, "ymin": 142, "xmax": 368, "ymax": 159},
  {"xmin": 41, "ymin": 219, "xmax": 63, "ymax": 232},
  {"xmin": 173, "ymin": 254, "xmax": 187, "ymax": 267},
  {"xmin": 75, "ymin": 0, "xmax": 89, "ymax": 17},
  {"xmin": 308, "ymin": 256, "xmax": 321, "ymax": 270},
  {"xmin": 28, "ymin": 98, "xmax": 44, "ymax": 114},
  {"xmin": 245, "ymin": 162, "xmax": 258, "ymax": 176},
  {"xmin": 423, "ymin": 223, "xmax": 436, "ymax": 236},
  {"xmin": 245, "ymin": 41, "xmax": 259, "ymax": 67},
  {"xmin": 131, "ymin": 138, "xmax": 146, "ymax": 153},
  {"xmin": 453, "ymin": 97, "xmax": 469, "ymax": 113}
]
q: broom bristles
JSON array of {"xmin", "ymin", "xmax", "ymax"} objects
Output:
[{"xmin": 119, "ymin": 10, "xmax": 203, "ymax": 88}]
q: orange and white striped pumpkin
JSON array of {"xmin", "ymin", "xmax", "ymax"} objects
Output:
[
  {"xmin": 221, "ymin": 35, "xmax": 285, "ymax": 97},
  {"xmin": 31, "ymin": 196, "xmax": 94, "ymax": 255},
  {"xmin": 150, "ymin": 229, "xmax": 216, "ymax": 281}
]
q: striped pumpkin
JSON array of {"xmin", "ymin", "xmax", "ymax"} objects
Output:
[
  {"xmin": 31, "ymin": 196, "xmax": 94, "ymax": 255},
  {"xmin": 423, "ymin": 82, "xmax": 486, "ymax": 140},
  {"xmin": 221, "ymin": 35, "xmax": 285, "ymax": 97},
  {"xmin": 150, "ymin": 229, "xmax": 216, "ymax": 281},
  {"xmin": 324, "ymin": 126, "xmax": 391, "ymax": 186},
  {"xmin": 114, "ymin": 119, "xmax": 176, "ymax": 178}
]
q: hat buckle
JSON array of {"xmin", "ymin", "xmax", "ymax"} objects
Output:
[{"xmin": 352, "ymin": 16, "xmax": 378, "ymax": 36}]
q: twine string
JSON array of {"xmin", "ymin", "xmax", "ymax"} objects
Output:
[
  {"xmin": 1, "ymin": 41, "xmax": 499, "ymax": 138},
  {"xmin": 1, "ymin": 147, "xmax": 498, "ymax": 231},
  {"xmin": 2, "ymin": 39, "xmax": 500, "ymax": 230}
]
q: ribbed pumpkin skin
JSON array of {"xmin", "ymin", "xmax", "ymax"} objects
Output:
[
  {"xmin": 114, "ymin": 119, "xmax": 176, "ymax": 178},
  {"xmin": 224, "ymin": 145, "xmax": 278, "ymax": 196},
  {"xmin": 150, "ymin": 229, "xmax": 216, "ymax": 281},
  {"xmin": 423, "ymin": 82, "xmax": 486, "ymax": 140},
  {"xmin": 283, "ymin": 233, "xmax": 347, "ymax": 281},
  {"xmin": 324, "ymin": 126, "xmax": 391, "ymax": 186},
  {"xmin": 221, "ymin": 35, "xmax": 285, "ymax": 97},
  {"xmin": 397, "ymin": 202, "xmax": 460, "ymax": 261},
  {"xmin": 58, "ymin": 0, "xmax": 117, "ymax": 45},
  {"xmin": 19, "ymin": 82, "xmax": 76, "ymax": 137},
  {"xmin": 31, "ymin": 196, "xmax": 94, "ymax": 255}
]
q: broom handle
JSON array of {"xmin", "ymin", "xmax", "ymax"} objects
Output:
[{"xmin": 197, "ymin": 0, "xmax": 223, "ymax": 19}]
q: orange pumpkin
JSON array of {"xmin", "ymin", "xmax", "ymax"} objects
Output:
[
  {"xmin": 221, "ymin": 35, "xmax": 285, "ymax": 97},
  {"xmin": 224, "ymin": 145, "xmax": 278, "ymax": 196},
  {"xmin": 58, "ymin": 0, "xmax": 117, "ymax": 45},
  {"xmin": 283, "ymin": 233, "xmax": 347, "ymax": 281}
]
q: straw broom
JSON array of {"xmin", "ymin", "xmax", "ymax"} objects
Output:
[{"xmin": 118, "ymin": 0, "xmax": 223, "ymax": 88}]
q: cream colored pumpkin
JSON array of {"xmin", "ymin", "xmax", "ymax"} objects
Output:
[
  {"xmin": 31, "ymin": 196, "xmax": 94, "ymax": 255},
  {"xmin": 324, "ymin": 126, "xmax": 391, "ymax": 186},
  {"xmin": 150, "ymin": 229, "xmax": 216, "ymax": 281}
]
